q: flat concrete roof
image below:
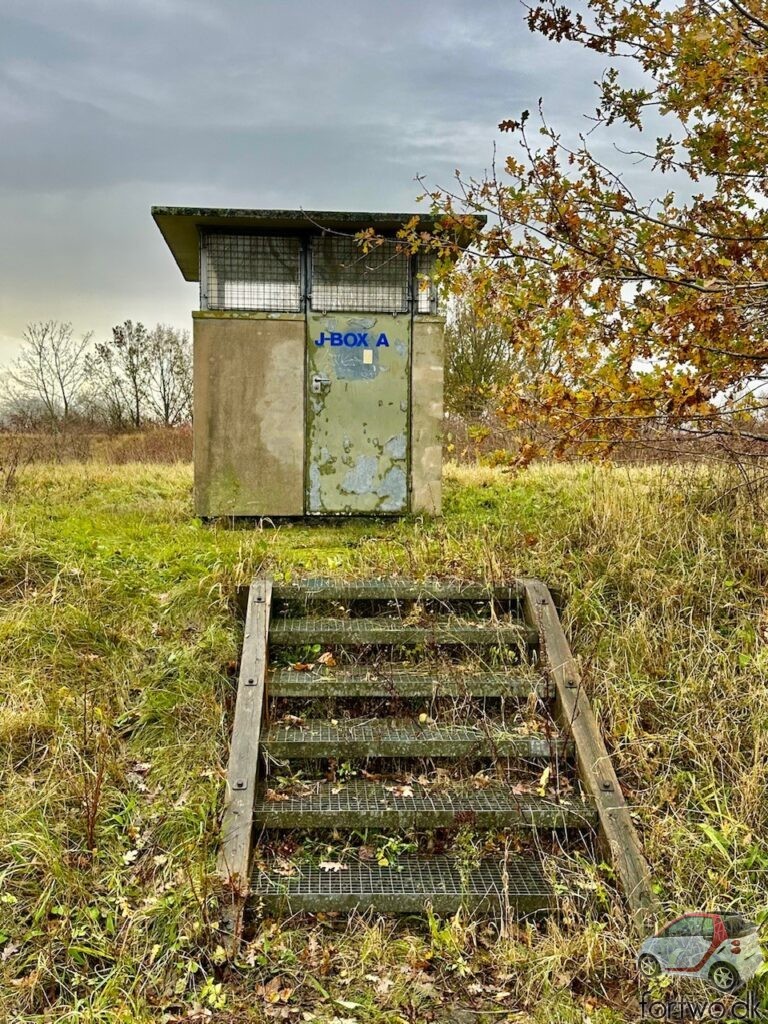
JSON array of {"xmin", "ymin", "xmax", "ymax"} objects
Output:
[{"xmin": 151, "ymin": 206, "xmax": 487, "ymax": 281}]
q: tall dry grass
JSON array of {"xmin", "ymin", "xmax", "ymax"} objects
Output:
[{"xmin": 0, "ymin": 460, "xmax": 765, "ymax": 1021}]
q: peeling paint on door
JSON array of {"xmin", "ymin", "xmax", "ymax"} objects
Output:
[{"xmin": 306, "ymin": 312, "xmax": 410, "ymax": 513}]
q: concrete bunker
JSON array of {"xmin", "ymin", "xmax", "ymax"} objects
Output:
[{"xmin": 152, "ymin": 207, "xmax": 484, "ymax": 517}]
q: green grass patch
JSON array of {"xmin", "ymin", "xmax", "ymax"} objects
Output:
[{"xmin": 1, "ymin": 460, "xmax": 766, "ymax": 1021}]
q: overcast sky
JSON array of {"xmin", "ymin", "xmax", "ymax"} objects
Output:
[{"xmin": 0, "ymin": 0, "xmax": 631, "ymax": 365}]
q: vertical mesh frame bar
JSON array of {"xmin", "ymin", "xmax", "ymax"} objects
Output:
[
  {"xmin": 201, "ymin": 232, "xmax": 303, "ymax": 312},
  {"xmin": 415, "ymin": 252, "xmax": 438, "ymax": 314},
  {"xmin": 310, "ymin": 236, "xmax": 410, "ymax": 313}
]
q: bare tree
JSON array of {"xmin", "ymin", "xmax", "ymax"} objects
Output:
[
  {"xmin": 3, "ymin": 321, "xmax": 93, "ymax": 426},
  {"xmin": 91, "ymin": 321, "xmax": 150, "ymax": 429},
  {"xmin": 88, "ymin": 321, "xmax": 193, "ymax": 428},
  {"xmin": 86, "ymin": 355, "xmax": 130, "ymax": 429},
  {"xmin": 444, "ymin": 279, "xmax": 558, "ymax": 418},
  {"xmin": 145, "ymin": 325, "xmax": 192, "ymax": 425}
]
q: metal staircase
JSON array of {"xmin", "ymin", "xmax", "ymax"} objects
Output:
[{"xmin": 217, "ymin": 577, "xmax": 656, "ymax": 940}]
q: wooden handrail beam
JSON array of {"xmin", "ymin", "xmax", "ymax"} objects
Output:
[{"xmin": 522, "ymin": 579, "xmax": 658, "ymax": 935}]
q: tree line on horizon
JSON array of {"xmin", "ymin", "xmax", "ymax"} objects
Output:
[
  {"xmin": 1, "ymin": 320, "xmax": 192, "ymax": 432},
  {"xmin": 1, "ymin": 302, "xmax": 517, "ymax": 436}
]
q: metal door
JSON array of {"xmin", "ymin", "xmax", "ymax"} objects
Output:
[{"xmin": 306, "ymin": 312, "xmax": 410, "ymax": 513}]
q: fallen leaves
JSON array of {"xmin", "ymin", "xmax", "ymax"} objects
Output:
[
  {"xmin": 319, "ymin": 861, "xmax": 348, "ymax": 872},
  {"xmin": 384, "ymin": 784, "xmax": 414, "ymax": 798},
  {"xmin": 361, "ymin": 768, "xmax": 403, "ymax": 782},
  {"xmin": 266, "ymin": 782, "xmax": 313, "ymax": 800},
  {"xmin": 281, "ymin": 714, "xmax": 305, "ymax": 728},
  {"xmin": 265, "ymin": 788, "xmax": 290, "ymax": 803},
  {"xmin": 262, "ymin": 975, "xmax": 293, "ymax": 1004},
  {"xmin": 290, "ymin": 651, "xmax": 335, "ymax": 671}
]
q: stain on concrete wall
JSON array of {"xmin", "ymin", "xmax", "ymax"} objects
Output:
[
  {"xmin": 411, "ymin": 318, "xmax": 444, "ymax": 516},
  {"xmin": 193, "ymin": 313, "xmax": 304, "ymax": 516}
]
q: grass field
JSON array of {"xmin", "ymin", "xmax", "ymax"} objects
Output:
[{"xmin": 1, "ymin": 460, "xmax": 767, "ymax": 1022}]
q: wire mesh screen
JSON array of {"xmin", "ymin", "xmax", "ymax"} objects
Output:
[
  {"xmin": 311, "ymin": 236, "xmax": 410, "ymax": 312},
  {"xmin": 202, "ymin": 233, "xmax": 302, "ymax": 311},
  {"xmin": 415, "ymin": 252, "xmax": 437, "ymax": 314}
]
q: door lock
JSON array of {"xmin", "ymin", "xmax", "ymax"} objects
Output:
[{"xmin": 312, "ymin": 374, "xmax": 331, "ymax": 394}]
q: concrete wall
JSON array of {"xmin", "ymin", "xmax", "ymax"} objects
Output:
[
  {"xmin": 410, "ymin": 317, "xmax": 444, "ymax": 516},
  {"xmin": 193, "ymin": 313, "xmax": 305, "ymax": 517},
  {"xmin": 192, "ymin": 311, "xmax": 444, "ymax": 518}
]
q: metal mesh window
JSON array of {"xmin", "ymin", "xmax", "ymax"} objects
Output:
[
  {"xmin": 311, "ymin": 236, "xmax": 409, "ymax": 312},
  {"xmin": 415, "ymin": 252, "xmax": 438, "ymax": 314},
  {"xmin": 202, "ymin": 233, "xmax": 302, "ymax": 311}
]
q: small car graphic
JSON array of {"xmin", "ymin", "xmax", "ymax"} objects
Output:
[{"xmin": 638, "ymin": 912, "xmax": 764, "ymax": 993}]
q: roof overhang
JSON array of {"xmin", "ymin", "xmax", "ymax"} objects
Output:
[{"xmin": 151, "ymin": 206, "xmax": 487, "ymax": 282}]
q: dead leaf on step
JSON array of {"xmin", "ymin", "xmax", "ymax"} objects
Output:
[
  {"xmin": 385, "ymin": 784, "xmax": 414, "ymax": 798},
  {"xmin": 281, "ymin": 714, "xmax": 305, "ymax": 727},
  {"xmin": 276, "ymin": 782, "xmax": 312, "ymax": 799},
  {"xmin": 290, "ymin": 663, "xmax": 315, "ymax": 672},
  {"xmin": 318, "ymin": 651, "xmax": 336, "ymax": 667},
  {"xmin": 319, "ymin": 861, "xmax": 348, "ymax": 872},
  {"xmin": 361, "ymin": 768, "xmax": 403, "ymax": 782},
  {"xmin": 265, "ymin": 788, "xmax": 290, "ymax": 803},
  {"xmin": 273, "ymin": 857, "xmax": 297, "ymax": 877},
  {"xmin": 537, "ymin": 766, "xmax": 551, "ymax": 798},
  {"xmin": 262, "ymin": 975, "xmax": 293, "ymax": 1004},
  {"xmin": 358, "ymin": 845, "xmax": 376, "ymax": 860}
]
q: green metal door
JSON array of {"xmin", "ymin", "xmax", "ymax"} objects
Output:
[{"xmin": 306, "ymin": 312, "xmax": 410, "ymax": 513}]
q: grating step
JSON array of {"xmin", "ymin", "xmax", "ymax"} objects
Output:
[
  {"xmin": 261, "ymin": 719, "xmax": 570, "ymax": 761},
  {"xmin": 253, "ymin": 779, "xmax": 595, "ymax": 830},
  {"xmin": 268, "ymin": 665, "xmax": 548, "ymax": 698},
  {"xmin": 269, "ymin": 617, "xmax": 536, "ymax": 648},
  {"xmin": 272, "ymin": 577, "xmax": 525, "ymax": 602},
  {"xmin": 251, "ymin": 854, "xmax": 552, "ymax": 916}
]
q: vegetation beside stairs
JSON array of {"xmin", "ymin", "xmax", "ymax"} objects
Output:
[{"xmin": 1, "ymin": 460, "xmax": 766, "ymax": 1022}]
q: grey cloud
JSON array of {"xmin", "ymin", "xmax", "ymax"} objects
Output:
[{"xmin": 0, "ymin": 0, "xmax": 643, "ymax": 364}]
